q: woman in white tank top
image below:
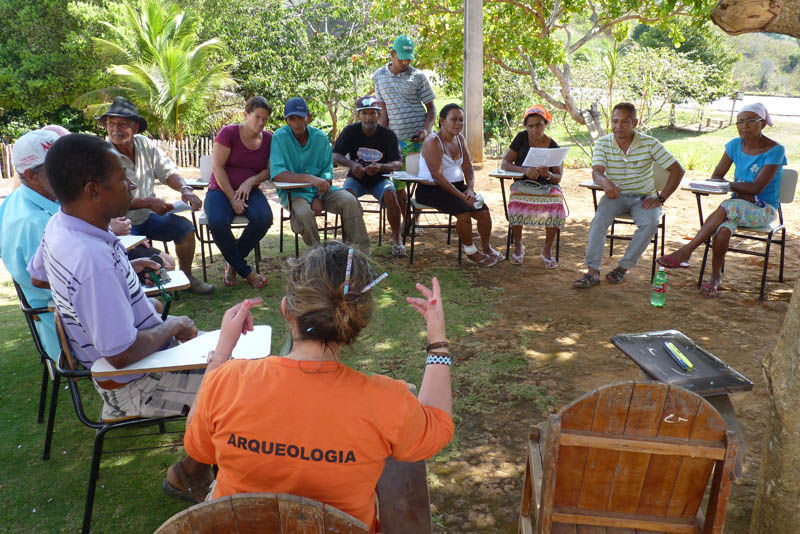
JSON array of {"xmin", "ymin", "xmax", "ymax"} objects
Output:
[{"xmin": 415, "ymin": 104, "xmax": 503, "ymax": 266}]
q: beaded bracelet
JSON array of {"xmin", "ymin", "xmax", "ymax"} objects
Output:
[
  {"xmin": 426, "ymin": 341, "xmax": 449, "ymax": 351},
  {"xmin": 425, "ymin": 354, "xmax": 452, "ymax": 366}
]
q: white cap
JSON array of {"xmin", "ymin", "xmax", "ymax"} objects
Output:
[{"xmin": 12, "ymin": 129, "xmax": 61, "ymax": 174}]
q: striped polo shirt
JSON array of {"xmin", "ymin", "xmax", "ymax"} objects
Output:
[
  {"xmin": 373, "ymin": 64, "xmax": 435, "ymax": 142},
  {"xmin": 592, "ymin": 131, "xmax": 676, "ymax": 195}
]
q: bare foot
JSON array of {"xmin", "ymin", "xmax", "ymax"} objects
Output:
[
  {"xmin": 657, "ymin": 249, "xmax": 691, "ymax": 268},
  {"xmin": 223, "ymin": 263, "xmax": 236, "ymax": 287}
]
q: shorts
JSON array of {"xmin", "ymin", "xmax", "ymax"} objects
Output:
[
  {"xmin": 414, "ymin": 181, "xmax": 489, "ymax": 215},
  {"xmin": 93, "ymin": 369, "xmax": 205, "ymax": 420},
  {"xmin": 343, "ymin": 176, "xmax": 396, "ymax": 206},
  {"xmin": 393, "ymin": 140, "xmax": 424, "ymax": 192},
  {"xmin": 715, "ymin": 198, "xmax": 777, "ymax": 236},
  {"xmin": 131, "ymin": 212, "xmax": 194, "ymax": 243}
]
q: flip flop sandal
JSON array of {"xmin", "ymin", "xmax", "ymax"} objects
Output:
[
  {"xmin": 246, "ymin": 272, "xmax": 268, "ymax": 289},
  {"xmin": 701, "ymin": 282, "xmax": 720, "ymax": 298},
  {"xmin": 392, "ymin": 243, "xmax": 407, "ymax": 257},
  {"xmin": 466, "ymin": 252, "xmax": 499, "ymax": 267},
  {"xmin": 486, "ymin": 246, "xmax": 506, "ymax": 262},
  {"xmin": 657, "ymin": 254, "xmax": 690, "ymax": 269},
  {"xmin": 223, "ymin": 263, "xmax": 236, "ymax": 287},
  {"xmin": 573, "ymin": 273, "xmax": 601, "ymax": 288},
  {"xmin": 510, "ymin": 245, "xmax": 525, "ymax": 265},
  {"xmin": 540, "ymin": 252, "xmax": 558, "ymax": 269},
  {"xmin": 605, "ymin": 267, "xmax": 627, "ymax": 284},
  {"xmin": 162, "ymin": 462, "xmax": 213, "ymax": 504}
]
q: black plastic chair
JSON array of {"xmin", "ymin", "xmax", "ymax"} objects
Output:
[
  {"xmin": 52, "ymin": 311, "xmax": 184, "ymax": 534},
  {"xmin": 12, "ymin": 280, "xmax": 61, "ymax": 460}
]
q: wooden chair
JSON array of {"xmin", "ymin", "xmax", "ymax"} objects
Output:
[
  {"xmin": 697, "ymin": 168, "xmax": 797, "ymax": 300},
  {"xmin": 11, "ymin": 279, "xmax": 60, "ymax": 460},
  {"xmin": 192, "ymin": 154, "xmax": 264, "ymax": 282},
  {"xmin": 581, "ymin": 165, "xmax": 669, "ymax": 281},
  {"xmin": 402, "ymin": 153, "xmax": 462, "ymax": 265},
  {"xmin": 519, "ymin": 381, "xmax": 737, "ymax": 534},
  {"xmin": 52, "ymin": 311, "xmax": 184, "ymax": 534},
  {"xmin": 155, "ymin": 493, "xmax": 369, "ymax": 533}
]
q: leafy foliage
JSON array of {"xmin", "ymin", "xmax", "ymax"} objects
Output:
[
  {"xmin": 77, "ymin": 0, "xmax": 237, "ymax": 138},
  {"xmin": 0, "ymin": 0, "xmax": 109, "ymax": 120},
  {"xmin": 374, "ymin": 0, "xmax": 718, "ymax": 125}
]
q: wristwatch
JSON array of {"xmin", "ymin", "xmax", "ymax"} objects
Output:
[{"xmin": 657, "ymin": 194, "xmax": 666, "ymax": 204}]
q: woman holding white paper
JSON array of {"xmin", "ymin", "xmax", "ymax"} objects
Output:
[
  {"xmin": 656, "ymin": 103, "xmax": 786, "ymax": 297},
  {"xmin": 501, "ymin": 105, "xmax": 566, "ymax": 267}
]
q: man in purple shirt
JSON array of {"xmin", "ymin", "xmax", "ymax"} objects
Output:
[{"xmin": 28, "ymin": 134, "xmax": 214, "ymax": 503}]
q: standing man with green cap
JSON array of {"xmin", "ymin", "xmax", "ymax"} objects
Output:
[{"xmin": 373, "ymin": 35, "xmax": 436, "ymax": 223}]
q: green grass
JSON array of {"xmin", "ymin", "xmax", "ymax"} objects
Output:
[{"xmin": 0, "ymin": 232, "xmax": 549, "ymax": 533}]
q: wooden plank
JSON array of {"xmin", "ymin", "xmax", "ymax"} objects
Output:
[
  {"xmin": 636, "ymin": 386, "xmax": 700, "ymax": 516},
  {"xmin": 277, "ymin": 494, "xmax": 325, "ymax": 532},
  {"xmin": 553, "ymin": 393, "xmax": 598, "ymax": 508},
  {"xmin": 607, "ymin": 383, "xmax": 668, "ymax": 514},
  {"xmin": 577, "ymin": 525, "xmax": 607, "ymax": 533},
  {"xmin": 231, "ymin": 493, "xmax": 281, "ymax": 534},
  {"xmin": 376, "ymin": 458, "xmax": 431, "ymax": 534},
  {"xmin": 552, "ymin": 524, "xmax": 578, "ymax": 534},
  {"xmin": 186, "ymin": 497, "xmax": 236, "ymax": 533},
  {"xmin": 703, "ymin": 431, "xmax": 737, "ymax": 534},
  {"xmin": 577, "ymin": 383, "xmax": 634, "ymax": 511},
  {"xmin": 666, "ymin": 400, "xmax": 726, "ymax": 518},
  {"xmin": 538, "ymin": 414, "xmax": 563, "ymax": 534},
  {"xmin": 559, "ymin": 433, "xmax": 725, "ymax": 460},
  {"xmin": 552, "ymin": 509, "xmax": 697, "ymax": 534},
  {"xmin": 323, "ymin": 505, "xmax": 369, "ymax": 533}
]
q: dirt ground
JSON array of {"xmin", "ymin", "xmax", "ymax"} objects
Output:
[{"xmin": 2, "ymin": 158, "xmax": 794, "ymax": 533}]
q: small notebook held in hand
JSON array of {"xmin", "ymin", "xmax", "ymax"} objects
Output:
[{"xmin": 90, "ymin": 325, "xmax": 272, "ymax": 377}]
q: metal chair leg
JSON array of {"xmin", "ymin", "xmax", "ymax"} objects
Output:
[
  {"xmin": 555, "ymin": 228, "xmax": 561, "ymax": 262},
  {"xmin": 43, "ymin": 370, "xmax": 60, "ymax": 461},
  {"xmin": 38, "ymin": 358, "xmax": 48, "ymax": 424},
  {"xmin": 760, "ymin": 236, "xmax": 774, "ymax": 300},
  {"xmin": 81, "ymin": 428, "xmax": 108, "ymax": 534}
]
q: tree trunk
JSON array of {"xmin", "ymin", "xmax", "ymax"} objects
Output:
[
  {"xmin": 712, "ymin": 0, "xmax": 800, "ymax": 38},
  {"xmin": 749, "ymin": 276, "xmax": 800, "ymax": 533}
]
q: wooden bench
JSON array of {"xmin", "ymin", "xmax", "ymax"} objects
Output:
[{"xmin": 519, "ymin": 381, "xmax": 737, "ymax": 534}]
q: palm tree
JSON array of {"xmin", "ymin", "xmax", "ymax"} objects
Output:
[{"xmin": 77, "ymin": 0, "xmax": 238, "ymax": 139}]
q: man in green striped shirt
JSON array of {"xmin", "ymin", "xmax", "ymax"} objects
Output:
[{"xmin": 574, "ymin": 103, "xmax": 684, "ymax": 288}]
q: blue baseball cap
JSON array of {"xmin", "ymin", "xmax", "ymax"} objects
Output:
[
  {"xmin": 284, "ymin": 97, "xmax": 309, "ymax": 119},
  {"xmin": 392, "ymin": 35, "xmax": 415, "ymax": 60}
]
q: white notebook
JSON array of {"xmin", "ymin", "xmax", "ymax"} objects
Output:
[
  {"xmin": 91, "ymin": 325, "xmax": 272, "ymax": 377},
  {"xmin": 689, "ymin": 180, "xmax": 731, "ymax": 193}
]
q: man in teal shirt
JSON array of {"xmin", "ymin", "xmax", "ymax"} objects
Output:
[
  {"xmin": 270, "ymin": 97, "xmax": 370, "ymax": 254},
  {"xmin": 0, "ymin": 129, "xmax": 62, "ymax": 360}
]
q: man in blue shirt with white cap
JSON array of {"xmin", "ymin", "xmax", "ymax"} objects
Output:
[{"xmin": 270, "ymin": 97, "xmax": 370, "ymax": 254}]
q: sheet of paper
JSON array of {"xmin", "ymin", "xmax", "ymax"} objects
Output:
[
  {"xmin": 169, "ymin": 200, "xmax": 191, "ymax": 214},
  {"xmin": 689, "ymin": 180, "xmax": 731, "ymax": 193},
  {"xmin": 521, "ymin": 147, "xmax": 569, "ymax": 168},
  {"xmin": 90, "ymin": 325, "xmax": 272, "ymax": 376}
]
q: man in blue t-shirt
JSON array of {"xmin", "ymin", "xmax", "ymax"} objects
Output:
[
  {"xmin": 333, "ymin": 95, "xmax": 405, "ymax": 256},
  {"xmin": 270, "ymin": 97, "xmax": 370, "ymax": 254},
  {"xmin": 0, "ymin": 129, "xmax": 62, "ymax": 360}
]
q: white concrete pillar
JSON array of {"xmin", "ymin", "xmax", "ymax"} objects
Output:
[{"xmin": 463, "ymin": 0, "xmax": 484, "ymax": 162}]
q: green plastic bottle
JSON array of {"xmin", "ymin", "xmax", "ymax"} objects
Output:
[{"xmin": 651, "ymin": 266, "xmax": 667, "ymax": 307}]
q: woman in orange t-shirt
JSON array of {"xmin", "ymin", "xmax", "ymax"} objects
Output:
[{"xmin": 184, "ymin": 241, "xmax": 454, "ymax": 531}]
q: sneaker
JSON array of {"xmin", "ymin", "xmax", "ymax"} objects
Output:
[
  {"xmin": 188, "ymin": 275, "xmax": 214, "ymax": 295},
  {"xmin": 392, "ymin": 243, "xmax": 407, "ymax": 257}
]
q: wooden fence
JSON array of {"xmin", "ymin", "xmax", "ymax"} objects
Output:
[{"xmin": 0, "ymin": 135, "xmax": 214, "ymax": 180}]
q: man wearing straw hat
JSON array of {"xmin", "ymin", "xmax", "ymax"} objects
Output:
[{"xmin": 98, "ymin": 96, "xmax": 213, "ymax": 294}]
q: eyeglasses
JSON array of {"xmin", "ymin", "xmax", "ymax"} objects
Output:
[{"xmin": 735, "ymin": 118, "xmax": 763, "ymax": 126}]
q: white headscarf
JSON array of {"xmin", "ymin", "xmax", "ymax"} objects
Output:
[{"xmin": 739, "ymin": 102, "xmax": 773, "ymax": 127}]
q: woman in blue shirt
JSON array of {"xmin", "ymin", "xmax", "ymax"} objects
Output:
[{"xmin": 657, "ymin": 102, "xmax": 786, "ymax": 297}]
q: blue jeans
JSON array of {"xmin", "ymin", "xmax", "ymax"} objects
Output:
[{"xmin": 204, "ymin": 188, "xmax": 273, "ymax": 278}]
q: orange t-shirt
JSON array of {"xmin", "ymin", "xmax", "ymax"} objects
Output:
[{"xmin": 184, "ymin": 356, "xmax": 454, "ymax": 530}]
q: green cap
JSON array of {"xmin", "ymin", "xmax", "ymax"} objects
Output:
[{"xmin": 392, "ymin": 35, "xmax": 415, "ymax": 60}]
